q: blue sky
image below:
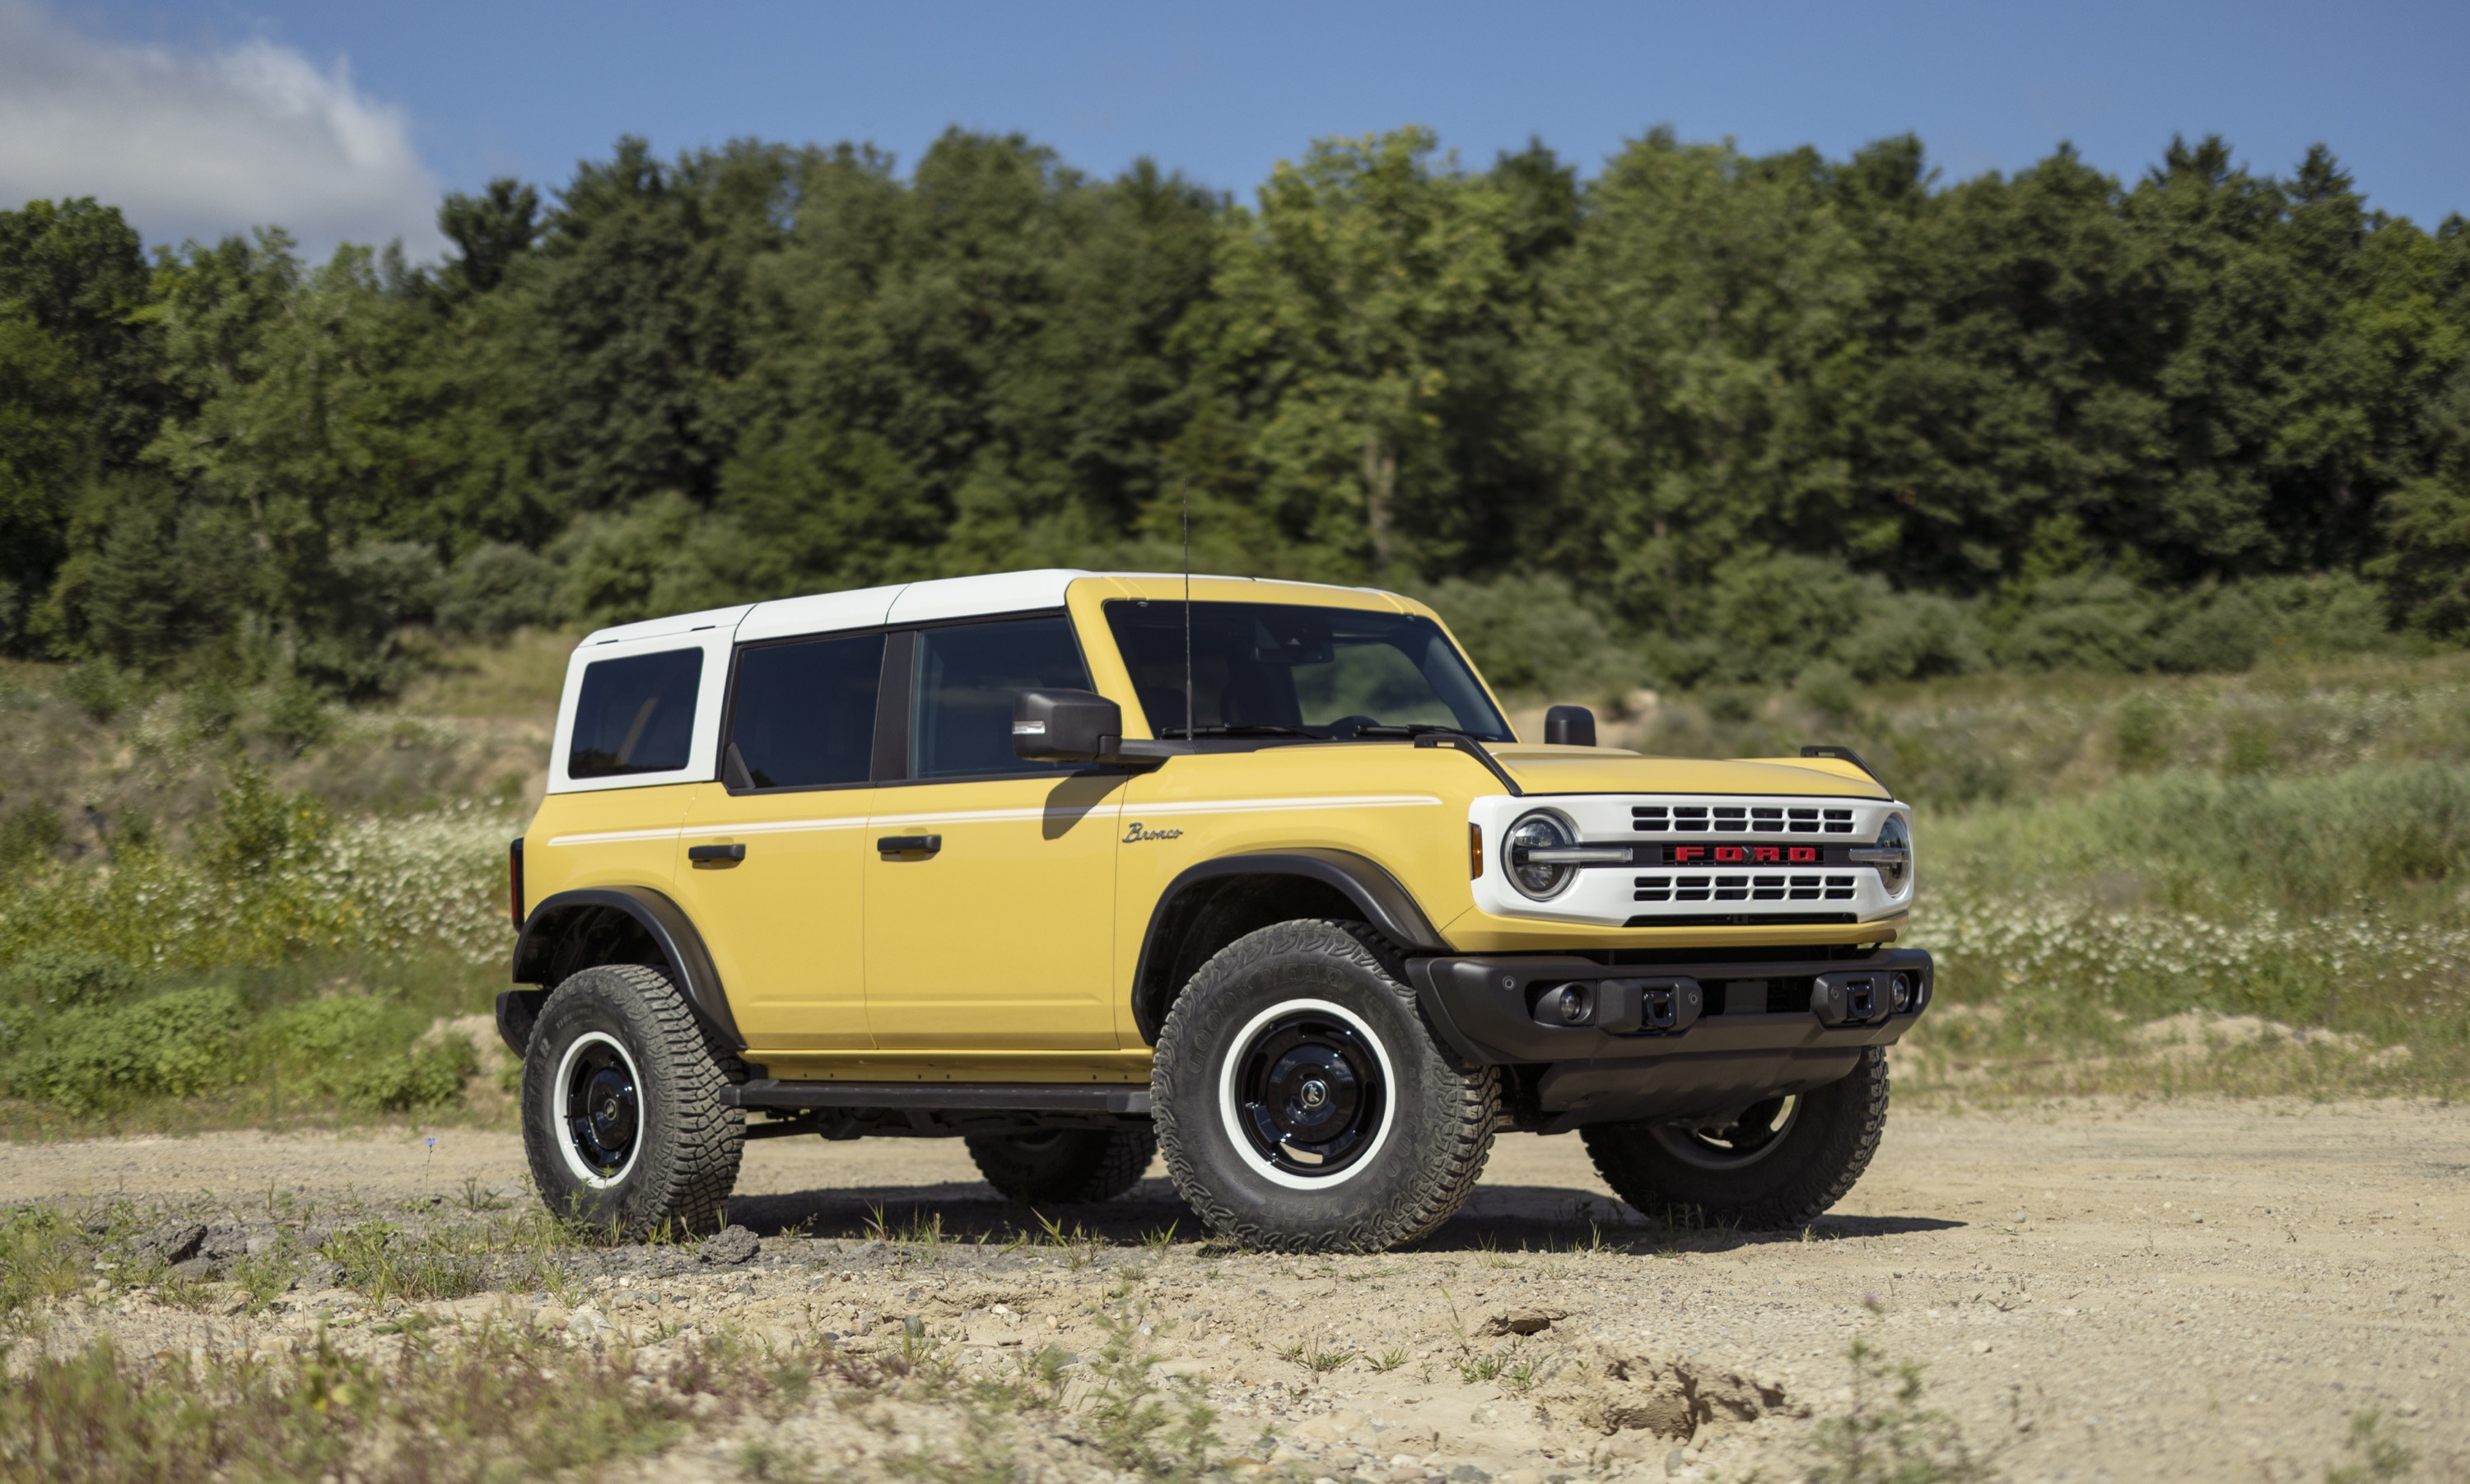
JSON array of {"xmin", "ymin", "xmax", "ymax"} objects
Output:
[{"xmin": 7, "ymin": 0, "xmax": 2464, "ymax": 258}]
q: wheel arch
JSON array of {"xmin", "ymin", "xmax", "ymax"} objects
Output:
[
  {"xmin": 1130, "ymin": 849, "xmax": 1447, "ymax": 1044},
  {"xmin": 506, "ymin": 886, "xmax": 743, "ymax": 1055}
]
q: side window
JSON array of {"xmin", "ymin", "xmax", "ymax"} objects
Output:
[
  {"xmin": 570, "ymin": 649, "xmax": 703, "ymax": 778},
  {"xmin": 910, "ymin": 616, "xmax": 1091, "ymax": 779},
  {"xmin": 725, "ymin": 632, "xmax": 885, "ymax": 790}
]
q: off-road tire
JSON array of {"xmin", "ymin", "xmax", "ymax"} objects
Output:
[
  {"xmin": 1153, "ymin": 919, "xmax": 1498, "ymax": 1254},
  {"xmin": 965, "ymin": 1128, "xmax": 1158, "ymax": 1203},
  {"xmin": 1581, "ymin": 1045, "xmax": 1890, "ymax": 1230},
  {"xmin": 522, "ymin": 963, "xmax": 744, "ymax": 1240}
]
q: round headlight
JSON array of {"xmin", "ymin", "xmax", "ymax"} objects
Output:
[{"xmin": 1503, "ymin": 811, "xmax": 1578, "ymax": 900}]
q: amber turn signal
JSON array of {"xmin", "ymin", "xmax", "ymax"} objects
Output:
[{"xmin": 1469, "ymin": 822, "xmax": 1484, "ymax": 880}]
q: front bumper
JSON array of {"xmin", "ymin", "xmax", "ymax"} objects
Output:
[{"xmin": 1405, "ymin": 947, "xmax": 1932, "ymax": 1133}]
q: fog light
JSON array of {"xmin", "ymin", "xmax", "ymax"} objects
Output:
[
  {"xmin": 1536, "ymin": 984, "xmax": 1593, "ymax": 1026},
  {"xmin": 1890, "ymin": 973, "xmax": 1913, "ymax": 1012}
]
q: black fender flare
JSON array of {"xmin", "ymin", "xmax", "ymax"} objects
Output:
[
  {"xmin": 1129, "ymin": 849, "xmax": 1447, "ymax": 1042},
  {"xmin": 506, "ymin": 886, "xmax": 743, "ymax": 1054}
]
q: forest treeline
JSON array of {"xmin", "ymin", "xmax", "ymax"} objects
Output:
[{"xmin": 5, "ymin": 125, "xmax": 2470, "ymax": 700}]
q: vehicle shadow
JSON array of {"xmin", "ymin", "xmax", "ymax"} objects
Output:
[{"xmin": 722, "ymin": 1179, "xmax": 1963, "ymax": 1254}]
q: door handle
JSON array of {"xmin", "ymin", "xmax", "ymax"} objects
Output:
[
  {"xmin": 876, "ymin": 834, "xmax": 941, "ymax": 858},
  {"xmin": 687, "ymin": 843, "xmax": 746, "ymax": 864}
]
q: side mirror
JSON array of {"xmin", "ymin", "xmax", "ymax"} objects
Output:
[
  {"xmin": 1012, "ymin": 689, "xmax": 1123, "ymax": 762},
  {"xmin": 1544, "ymin": 705, "xmax": 1597, "ymax": 747}
]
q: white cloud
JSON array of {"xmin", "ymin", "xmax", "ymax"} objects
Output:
[{"xmin": 0, "ymin": 1, "xmax": 445, "ymax": 259}]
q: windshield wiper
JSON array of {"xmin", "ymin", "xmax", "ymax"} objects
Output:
[
  {"xmin": 1157, "ymin": 723, "xmax": 1318, "ymax": 738},
  {"xmin": 1351, "ymin": 723, "xmax": 1466, "ymax": 738}
]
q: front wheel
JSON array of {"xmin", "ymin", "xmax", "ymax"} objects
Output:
[
  {"xmin": 521, "ymin": 964, "xmax": 744, "ymax": 1239},
  {"xmin": 1153, "ymin": 919, "xmax": 1498, "ymax": 1254},
  {"xmin": 1581, "ymin": 1046, "xmax": 1890, "ymax": 1230}
]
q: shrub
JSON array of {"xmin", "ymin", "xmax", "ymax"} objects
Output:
[
  {"xmin": 0, "ymin": 951, "xmax": 138, "ymax": 1011},
  {"xmin": 264, "ymin": 998, "xmax": 478, "ymax": 1111},
  {"xmin": 264, "ymin": 997, "xmax": 405, "ymax": 1100},
  {"xmin": 438, "ymin": 542, "xmax": 565, "ymax": 641},
  {"xmin": 1420, "ymin": 573, "xmax": 1643, "ymax": 697},
  {"xmin": 366, "ymin": 1034, "xmax": 478, "ymax": 1111},
  {"xmin": 1992, "ymin": 573, "xmax": 2165, "ymax": 672},
  {"xmin": 0, "ymin": 803, "xmax": 63, "ymax": 869},
  {"xmin": 2, "ymin": 986, "xmax": 248, "ymax": 1111}
]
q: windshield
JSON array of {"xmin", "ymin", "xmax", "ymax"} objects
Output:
[{"xmin": 1103, "ymin": 600, "xmax": 1511, "ymax": 742}]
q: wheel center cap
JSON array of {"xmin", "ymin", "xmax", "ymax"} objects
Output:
[{"xmin": 1299, "ymin": 1079, "xmax": 1329, "ymax": 1110}]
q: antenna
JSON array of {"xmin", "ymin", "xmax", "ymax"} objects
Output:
[{"xmin": 1182, "ymin": 477, "xmax": 1195, "ymax": 744}]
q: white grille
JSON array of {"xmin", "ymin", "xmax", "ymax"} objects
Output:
[
  {"xmin": 1631, "ymin": 803, "xmax": 1855, "ymax": 834},
  {"xmin": 1634, "ymin": 872, "xmax": 1857, "ymax": 904}
]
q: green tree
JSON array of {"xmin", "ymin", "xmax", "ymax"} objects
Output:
[{"xmin": 1201, "ymin": 128, "xmax": 1516, "ymax": 577}]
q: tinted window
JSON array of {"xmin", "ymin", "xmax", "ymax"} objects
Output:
[
  {"xmin": 728, "ymin": 632, "xmax": 884, "ymax": 789},
  {"xmin": 911, "ymin": 616, "xmax": 1091, "ymax": 779},
  {"xmin": 570, "ymin": 649, "xmax": 703, "ymax": 778},
  {"xmin": 1104, "ymin": 601, "xmax": 1510, "ymax": 742}
]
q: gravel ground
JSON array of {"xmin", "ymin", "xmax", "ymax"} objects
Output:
[{"xmin": 7, "ymin": 1097, "xmax": 2465, "ymax": 1482}]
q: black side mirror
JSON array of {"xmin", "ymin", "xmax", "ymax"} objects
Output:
[
  {"xmin": 1544, "ymin": 705, "xmax": 1597, "ymax": 747},
  {"xmin": 1013, "ymin": 689, "xmax": 1124, "ymax": 762}
]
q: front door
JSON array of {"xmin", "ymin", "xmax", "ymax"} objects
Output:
[
  {"xmin": 670, "ymin": 629, "xmax": 885, "ymax": 1050},
  {"xmin": 863, "ymin": 615, "xmax": 1126, "ymax": 1050}
]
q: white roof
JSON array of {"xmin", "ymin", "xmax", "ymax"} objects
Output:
[{"xmin": 578, "ymin": 568, "xmax": 1394, "ymax": 649}]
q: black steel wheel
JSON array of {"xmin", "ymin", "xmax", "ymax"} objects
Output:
[
  {"xmin": 965, "ymin": 1128, "xmax": 1156, "ymax": 1203},
  {"xmin": 521, "ymin": 964, "xmax": 743, "ymax": 1239},
  {"xmin": 1582, "ymin": 1048, "xmax": 1889, "ymax": 1230},
  {"xmin": 1153, "ymin": 919, "xmax": 1497, "ymax": 1254}
]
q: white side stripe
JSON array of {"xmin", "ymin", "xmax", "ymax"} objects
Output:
[
  {"xmin": 542, "ymin": 826, "xmax": 687, "ymax": 847},
  {"xmin": 548, "ymin": 795, "xmax": 1442, "ymax": 846},
  {"xmin": 1131, "ymin": 794, "xmax": 1442, "ymax": 817}
]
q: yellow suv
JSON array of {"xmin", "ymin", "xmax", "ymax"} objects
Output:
[{"xmin": 499, "ymin": 570, "xmax": 1928, "ymax": 1252}]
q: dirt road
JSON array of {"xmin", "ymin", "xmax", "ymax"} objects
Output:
[{"xmin": 9, "ymin": 1099, "xmax": 2466, "ymax": 1482}]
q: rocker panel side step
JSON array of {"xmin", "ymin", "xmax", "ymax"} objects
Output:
[{"xmin": 722, "ymin": 1079, "xmax": 1153, "ymax": 1116}]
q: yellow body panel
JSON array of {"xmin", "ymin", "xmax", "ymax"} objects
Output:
[
  {"xmin": 525, "ymin": 573, "xmax": 1909, "ymax": 1060},
  {"xmin": 860, "ymin": 772, "xmax": 1130, "ymax": 1049},
  {"xmin": 670, "ymin": 782, "xmax": 874, "ymax": 1049},
  {"xmin": 523, "ymin": 785, "xmax": 692, "ymax": 901}
]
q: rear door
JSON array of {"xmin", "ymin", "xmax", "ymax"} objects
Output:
[
  {"xmin": 669, "ymin": 629, "xmax": 886, "ymax": 1050},
  {"xmin": 861, "ymin": 616, "xmax": 1128, "ymax": 1050}
]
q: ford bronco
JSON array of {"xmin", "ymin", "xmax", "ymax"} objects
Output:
[{"xmin": 499, "ymin": 570, "xmax": 1927, "ymax": 1252}]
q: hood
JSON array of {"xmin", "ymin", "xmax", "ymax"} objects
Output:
[{"xmin": 1489, "ymin": 747, "xmax": 1891, "ymax": 799}]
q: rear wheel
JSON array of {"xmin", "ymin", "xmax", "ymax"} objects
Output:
[
  {"xmin": 521, "ymin": 964, "xmax": 744, "ymax": 1239},
  {"xmin": 1582, "ymin": 1046, "xmax": 1889, "ymax": 1230},
  {"xmin": 1153, "ymin": 919, "xmax": 1498, "ymax": 1254},
  {"xmin": 966, "ymin": 1128, "xmax": 1156, "ymax": 1203}
]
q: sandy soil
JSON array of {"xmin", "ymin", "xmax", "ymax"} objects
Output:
[{"xmin": 8, "ymin": 1099, "xmax": 2466, "ymax": 1482}]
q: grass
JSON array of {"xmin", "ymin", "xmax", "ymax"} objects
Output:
[
  {"xmin": 1903, "ymin": 761, "xmax": 2470, "ymax": 1100},
  {"xmin": 0, "ymin": 1325, "xmax": 709, "ymax": 1484}
]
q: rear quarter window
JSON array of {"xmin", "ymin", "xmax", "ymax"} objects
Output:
[{"xmin": 570, "ymin": 649, "xmax": 703, "ymax": 778}]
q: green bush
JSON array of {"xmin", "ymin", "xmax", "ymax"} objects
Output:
[
  {"xmin": 366, "ymin": 1035, "xmax": 478, "ymax": 1111},
  {"xmin": 1420, "ymin": 573, "xmax": 1643, "ymax": 697},
  {"xmin": 0, "ymin": 951, "xmax": 138, "ymax": 1011},
  {"xmin": 437, "ymin": 542, "xmax": 565, "ymax": 641},
  {"xmin": 2, "ymin": 986, "xmax": 248, "ymax": 1112},
  {"xmin": 0, "ymin": 803, "xmax": 63, "ymax": 869},
  {"xmin": 265, "ymin": 997, "xmax": 406, "ymax": 1100},
  {"xmin": 264, "ymin": 997, "xmax": 478, "ymax": 1110}
]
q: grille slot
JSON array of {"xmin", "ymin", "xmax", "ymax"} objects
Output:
[
  {"xmin": 1633, "ymin": 801, "xmax": 1866, "ymax": 835},
  {"xmin": 1636, "ymin": 873, "xmax": 1857, "ymax": 905}
]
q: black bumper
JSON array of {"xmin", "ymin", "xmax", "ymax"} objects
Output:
[{"xmin": 1405, "ymin": 948, "xmax": 1932, "ymax": 1133}]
